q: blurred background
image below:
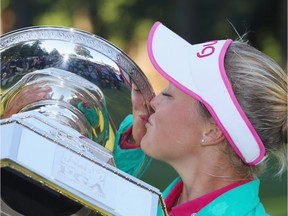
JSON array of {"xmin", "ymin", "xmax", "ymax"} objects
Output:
[{"xmin": 1, "ymin": 0, "xmax": 287, "ymax": 215}]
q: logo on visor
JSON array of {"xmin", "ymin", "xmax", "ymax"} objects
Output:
[{"xmin": 196, "ymin": 40, "xmax": 218, "ymax": 58}]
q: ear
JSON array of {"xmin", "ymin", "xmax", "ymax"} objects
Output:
[{"xmin": 201, "ymin": 121, "xmax": 225, "ymax": 146}]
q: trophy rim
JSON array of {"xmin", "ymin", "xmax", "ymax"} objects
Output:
[{"xmin": 0, "ymin": 25, "xmax": 155, "ymax": 104}]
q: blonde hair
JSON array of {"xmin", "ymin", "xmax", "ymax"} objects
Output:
[{"xmin": 222, "ymin": 40, "xmax": 287, "ymax": 178}]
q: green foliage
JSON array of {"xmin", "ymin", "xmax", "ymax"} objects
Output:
[
  {"xmin": 262, "ymin": 196, "xmax": 287, "ymax": 216},
  {"xmin": 1, "ymin": 0, "xmax": 10, "ymax": 9},
  {"xmin": 3, "ymin": 0, "xmax": 286, "ymax": 67}
]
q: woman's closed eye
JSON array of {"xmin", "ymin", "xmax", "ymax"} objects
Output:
[
  {"xmin": 133, "ymin": 89, "xmax": 142, "ymax": 98},
  {"xmin": 131, "ymin": 83, "xmax": 140, "ymax": 92},
  {"xmin": 161, "ymin": 90, "xmax": 171, "ymax": 97}
]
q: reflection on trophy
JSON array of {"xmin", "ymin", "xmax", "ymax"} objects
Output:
[{"xmin": 0, "ymin": 26, "xmax": 165, "ymax": 216}]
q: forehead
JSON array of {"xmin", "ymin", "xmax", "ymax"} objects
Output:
[
  {"xmin": 169, "ymin": 83, "xmax": 194, "ymax": 97},
  {"xmin": 165, "ymin": 84, "xmax": 208, "ymax": 127},
  {"xmin": 168, "ymin": 83, "xmax": 201, "ymax": 108}
]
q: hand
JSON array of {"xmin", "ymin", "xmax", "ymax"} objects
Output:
[{"xmin": 2, "ymin": 84, "xmax": 52, "ymax": 118}]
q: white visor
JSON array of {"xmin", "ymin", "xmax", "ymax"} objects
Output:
[{"xmin": 147, "ymin": 21, "xmax": 266, "ymax": 165}]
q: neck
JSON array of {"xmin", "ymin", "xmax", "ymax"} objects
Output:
[
  {"xmin": 172, "ymin": 154, "xmax": 244, "ymax": 204},
  {"xmin": 180, "ymin": 173, "xmax": 239, "ymax": 203}
]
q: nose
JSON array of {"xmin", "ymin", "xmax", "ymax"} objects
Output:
[{"xmin": 149, "ymin": 95, "xmax": 158, "ymax": 111}]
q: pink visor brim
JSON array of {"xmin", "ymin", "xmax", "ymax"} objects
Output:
[{"xmin": 147, "ymin": 21, "xmax": 266, "ymax": 165}]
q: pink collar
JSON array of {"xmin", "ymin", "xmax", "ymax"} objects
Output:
[
  {"xmin": 166, "ymin": 179, "xmax": 251, "ymax": 216},
  {"xmin": 120, "ymin": 126, "xmax": 140, "ymax": 149}
]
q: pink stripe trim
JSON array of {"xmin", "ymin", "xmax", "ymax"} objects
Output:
[
  {"xmin": 147, "ymin": 23, "xmax": 234, "ymax": 154},
  {"xmin": 148, "ymin": 22, "xmax": 202, "ymax": 101},
  {"xmin": 218, "ymin": 40, "xmax": 266, "ymax": 164},
  {"xmin": 147, "ymin": 21, "xmax": 161, "ymax": 65}
]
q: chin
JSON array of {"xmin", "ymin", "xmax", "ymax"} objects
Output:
[{"xmin": 139, "ymin": 136, "xmax": 151, "ymax": 154}]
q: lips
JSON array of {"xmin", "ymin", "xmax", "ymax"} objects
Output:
[
  {"xmin": 145, "ymin": 114, "xmax": 153, "ymax": 127},
  {"xmin": 139, "ymin": 113, "xmax": 149, "ymax": 122}
]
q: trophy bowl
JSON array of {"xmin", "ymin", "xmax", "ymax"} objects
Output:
[{"xmin": 0, "ymin": 26, "xmax": 157, "ymax": 216}]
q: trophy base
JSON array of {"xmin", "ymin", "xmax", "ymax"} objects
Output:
[
  {"xmin": 0, "ymin": 111, "xmax": 165, "ymax": 216},
  {"xmin": 1, "ymin": 166, "xmax": 94, "ymax": 216}
]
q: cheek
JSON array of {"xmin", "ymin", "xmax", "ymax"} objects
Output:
[
  {"xmin": 132, "ymin": 99, "xmax": 140, "ymax": 111},
  {"xmin": 132, "ymin": 93, "xmax": 144, "ymax": 110},
  {"xmin": 140, "ymin": 108, "xmax": 183, "ymax": 157},
  {"xmin": 141, "ymin": 105, "xmax": 204, "ymax": 159}
]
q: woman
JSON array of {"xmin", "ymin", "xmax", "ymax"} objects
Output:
[
  {"xmin": 113, "ymin": 82, "xmax": 153, "ymax": 177},
  {"xmin": 137, "ymin": 22, "xmax": 286, "ymax": 215}
]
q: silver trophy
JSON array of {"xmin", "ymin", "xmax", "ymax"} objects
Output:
[{"xmin": 0, "ymin": 26, "xmax": 166, "ymax": 216}]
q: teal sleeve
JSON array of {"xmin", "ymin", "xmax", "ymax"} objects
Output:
[
  {"xmin": 77, "ymin": 101, "xmax": 99, "ymax": 127},
  {"xmin": 113, "ymin": 114, "xmax": 152, "ymax": 178},
  {"xmin": 197, "ymin": 179, "xmax": 268, "ymax": 216}
]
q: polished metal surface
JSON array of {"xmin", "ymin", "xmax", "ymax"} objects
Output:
[
  {"xmin": 0, "ymin": 26, "xmax": 156, "ymax": 216},
  {"xmin": 0, "ymin": 26, "xmax": 155, "ymax": 143}
]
